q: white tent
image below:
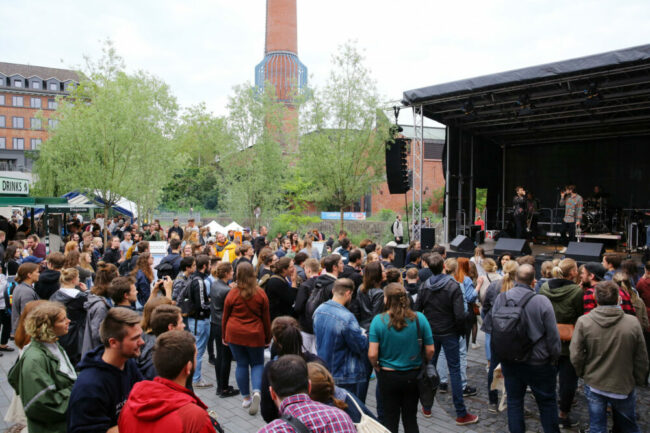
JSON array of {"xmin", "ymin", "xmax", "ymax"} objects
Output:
[
  {"xmin": 204, "ymin": 220, "xmax": 227, "ymax": 235},
  {"xmin": 224, "ymin": 221, "xmax": 244, "ymax": 232}
]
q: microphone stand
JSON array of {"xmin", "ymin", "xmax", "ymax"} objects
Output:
[{"xmin": 553, "ymin": 188, "xmax": 561, "ymax": 255}]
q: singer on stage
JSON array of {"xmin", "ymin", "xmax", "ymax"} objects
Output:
[
  {"xmin": 559, "ymin": 185, "xmax": 583, "ymax": 246},
  {"xmin": 513, "ymin": 186, "xmax": 527, "ymax": 239}
]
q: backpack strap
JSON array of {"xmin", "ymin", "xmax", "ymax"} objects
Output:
[{"xmin": 281, "ymin": 413, "xmax": 311, "ymax": 433}]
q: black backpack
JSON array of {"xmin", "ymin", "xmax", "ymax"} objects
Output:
[
  {"xmin": 118, "ymin": 257, "xmax": 135, "ymax": 276},
  {"xmin": 305, "ymin": 279, "xmax": 334, "ymax": 319},
  {"xmin": 490, "ymin": 291, "xmax": 536, "ymax": 362},
  {"xmin": 178, "ymin": 276, "xmax": 204, "ymax": 317}
]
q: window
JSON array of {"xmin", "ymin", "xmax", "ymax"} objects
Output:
[
  {"xmin": 0, "ymin": 116, "xmax": 4, "ymax": 128},
  {"xmin": 0, "ymin": 95, "xmax": 4, "ymax": 105},
  {"xmin": 12, "ymin": 138, "xmax": 24, "ymax": 150},
  {"xmin": 12, "ymin": 96, "xmax": 23, "ymax": 107},
  {"xmin": 30, "ymin": 138, "xmax": 42, "ymax": 150},
  {"xmin": 31, "ymin": 118, "xmax": 42, "ymax": 130},
  {"xmin": 30, "ymin": 97, "xmax": 41, "ymax": 108},
  {"xmin": 48, "ymin": 99, "xmax": 58, "ymax": 109},
  {"xmin": 12, "ymin": 117, "xmax": 24, "ymax": 129},
  {"xmin": 31, "ymin": 81, "xmax": 41, "ymax": 89},
  {"xmin": 14, "ymin": 79, "xmax": 23, "ymax": 88},
  {"xmin": 49, "ymin": 82, "xmax": 58, "ymax": 91},
  {"xmin": 0, "ymin": 138, "xmax": 5, "ymax": 149},
  {"xmin": 0, "ymin": 78, "xmax": 3, "ymax": 86},
  {"xmin": 48, "ymin": 119, "xmax": 58, "ymax": 129}
]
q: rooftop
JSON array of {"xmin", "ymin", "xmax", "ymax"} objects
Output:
[{"xmin": 0, "ymin": 61, "xmax": 80, "ymax": 82}]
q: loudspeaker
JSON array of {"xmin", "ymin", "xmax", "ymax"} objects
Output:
[
  {"xmin": 421, "ymin": 228, "xmax": 436, "ymax": 250},
  {"xmin": 393, "ymin": 245, "xmax": 408, "ymax": 268},
  {"xmin": 474, "ymin": 230, "xmax": 485, "ymax": 245},
  {"xmin": 494, "ymin": 238, "xmax": 532, "ymax": 256},
  {"xmin": 564, "ymin": 242, "xmax": 605, "ymax": 262},
  {"xmin": 385, "ymin": 138, "xmax": 409, "ymax": 194},
  {"xmin": 450, "ymin": 235, "xmax": 474, "ymax": 252}
]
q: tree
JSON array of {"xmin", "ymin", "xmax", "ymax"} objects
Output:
[
  {"xmin": 33, "ymin": 41, "xmax": 178, "ymax": 240},
  {"xmin": 297, "ymin": 41, "xmax": 388, "ymax": 230},
  {"xmin": 217, "ymin": 83, "xmax": 293, "ymax": 225}
]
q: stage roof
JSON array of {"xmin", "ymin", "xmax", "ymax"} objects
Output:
[{"xmin": 402, "ymin": 44, "xmax": 650, "ymax": 145}]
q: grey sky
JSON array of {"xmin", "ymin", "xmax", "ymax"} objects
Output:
[{"xmin": 3, "ymin": 0, "xmax": 649, "ymax": 118}]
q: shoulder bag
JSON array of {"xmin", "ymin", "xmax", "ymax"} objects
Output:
[
  {"xmin": 345, "ymin": 391, "xmax": 390, "ymax": 433},
  {"xmin": 556, "ymin": 323, "xmax": 575, "ymax": 342},
  {"xmin": 415, "ymin": 315, "xmax": 439, "ymax": 407},
  {"xmin": 281, "ymin": 413, "xmax": 311, "ymax": 433}
]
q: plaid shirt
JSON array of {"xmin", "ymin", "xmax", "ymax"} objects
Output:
[
  {"xmin": 560, "ymin": 193, "xmax": 583, "ymax": 223},
  {"xmin": 583, "ymin": 285, "xmax": 636, "ymax": 315},
  {"xmin": 257, "ymin": 394, "xmax": 356, "ymax": 433}
]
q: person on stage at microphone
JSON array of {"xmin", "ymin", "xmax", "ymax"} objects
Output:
[
  {"xmin": 559, "ymin": 185, "xmax": 583, "ymax": 246},
  {"xmin": 512, "ymin": 186, "xmax": 527, "ymax": 239}
]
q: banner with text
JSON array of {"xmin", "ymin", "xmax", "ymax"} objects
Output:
[{"xmin": 320, "ymin": 212, "xmax": 366, "ymax": 221}]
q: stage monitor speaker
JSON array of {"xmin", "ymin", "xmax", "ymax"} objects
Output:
[
  {"xmin": 564, "ymin": 242, "xmax": 605, "ymax": 262},
  {"xmin": 385, "ymin": 138, "xmax": 409, "ymax": 194},
  {"xmin": 393, "ymin": 245, "xmax": 408, "ymax": 268},
  {"xmin": 450, "ymin": 235, "xmax": 474, "ymax": 252},
  {"xmin": 494, "ymin": 238, "xmax": 532, "ymax": 256},
  {"xmin": 421, "ymin": 228, "xmax": 436, "ymax": 250},
  {"xmin": 474, "ymin": 230, "xmax": 485, "ymax": 245}
]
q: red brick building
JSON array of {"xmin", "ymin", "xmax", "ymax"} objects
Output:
[{"xmin": 0, "ymin": 62, "xmax": 79, "ymax": 172}]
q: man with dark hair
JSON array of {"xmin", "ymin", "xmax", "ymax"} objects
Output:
[
  {"xmin": 167, "ymin": 218, "xmax": 184, "ymax": 242},
  {"xmin": 158, "ymin": 238, "xmax": 183, "ymax": 280},
  {"xmin": 602, "ymin": 253, "xmax": 622, "ymax": 281},
  {"xmin": 34, "ymin": 251, "xmax": 65, "ymax": 299},
  {"xmin": 380, "ymin": 246, "xmax": 395, "ymax": 269},
  {"xmin": 405, "ymin": 249, "xmax": 422, "ymax": 272},
  {"xmin": 307, "ymin": 254, "xmax": 343, "ymax": 312},
  {"xmin": 173, "ymin": 256, "xmax": 196, "ymax": 303},
  {"xmin": 340, "ymin": 248, "xmax": 363, "ymax": 290},
  {"xmin": 571, "ymin": 281, "xmax": 648, "ymax": 433},
  {"xmin": 513, "ymin": 186, "xmax": 527, "ymax": 239},
  {"xmin": 187, "ymin": 254, "xmax": 212, "ymax": 389},
  {"xmin": 559, "ymin": 185, "xmax": 583, "ymax": 247},
  {"xmin": 432, "ymin": 245, "xmax": 446, "ymax": 257},
  {"xmin": 26, "ymin": 234, "xmax": 46, "ymax": 259},
  {"xmin": 313, "ymin": 278, "xmax": 369, "ymax": 402},
  {"xmin": 110, "ymin": 276, "xmax": 138, "ymax": 308},
  {"xmin": 419, "ymin": 252, "xmax": 433, "ymax": 283},
  {"xmin": 331, "ymin": 230, "xmax": 348, "ymax": 250},
  {"xmin": 103, "ymin": 236, "xmax": 123, "ymax": 265},
  {"xmin": 150, "ymin": 304, "xmax": 185, "ymax": 337},
  {"xmin": 492, "ymin": 264, "xmax": 561, "ymax": 433},
  {"xmin": 293, "ymin": 252, "xmax": 309, "ymax": 282},
  {"xmin": 69, "ymin": 308, "xmax": 145, "ymax": 433},
  {"xmin": 392, "ymin": 214, "xmax": 404, "ymax": 244},
  {"xmin": 334, "ymin": 238, "xmax": 351, "ymax": 264},
  {"xmin": 254, "ymin": 226, "xmax": 268, "ymax": 257},
  {"xmin": 275, "ymin": 237, "xmax": 291, "ymax": 259},
  {"xmin": 294, "ymin": 258, "xmax": 322, "ymax": 353},
  {"xmin": 258, "ymin": 355, "xmax": 356, "ymax": 433},
  {"xmin": 119, "ymin": 330, "xmax": 217, "ymax": 433},
  {"xmin": 416, "ymin": 253, "xmax": 478, "ymax": 425}
]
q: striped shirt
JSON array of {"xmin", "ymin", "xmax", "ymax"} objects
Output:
[
  {"xmin": 583, "ymin": 285, "xmax": 635, "ymax": 316},
  {"xmin": 257, "ymin": 394, "xmax": 356, "ymax": 433},
  {"xmin": 560, "ymin": 193, "xmax": 583, "ymax": 223}
]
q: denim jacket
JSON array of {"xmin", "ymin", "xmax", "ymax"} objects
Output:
[{"xmin": 313, "ymin": 300, "xmax": 369, "ymax": 384}]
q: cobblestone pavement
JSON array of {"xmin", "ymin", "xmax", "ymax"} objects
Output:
[{"xmin": 0, "ymin": 331, "xmax": 647, "ymax": 432}]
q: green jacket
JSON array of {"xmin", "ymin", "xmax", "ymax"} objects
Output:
[
  {"xmin": 7, "ymin": 341, "xmax": 77, "ymax": 433},
  {"xmin": 570, "ymin": 306, "xmax": 649, "ymax": 395},
  {"xmin": 539, "ymin": 279, "xmax": 584, "ymax": 356}
]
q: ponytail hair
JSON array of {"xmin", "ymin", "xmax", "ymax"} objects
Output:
[
  {"xmin": 501, "ymin": 260, "xmax": 519, "ymax": 292},
  {"xmin": 383, "ymin": 283, "xmax": 416, "ymax": 331},
  {"xmin": 552, "ymin": 258, "xmax": 577, "ymax": 280},
  {"xmin": 307, "ymin": 362, "xmax": 348, "ymax": 410},
  {"xmin": 271, "ymin": 316, "xmax": 303, "ymax": 356}
]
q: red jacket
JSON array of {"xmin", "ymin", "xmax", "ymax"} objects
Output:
[
  {"xmin": 222, "ymin": 286, "xmax": 272, "ymax": 347},
  {"xmin": 118, "ymin": 377, "xmax": 215, "ymax": 433}
]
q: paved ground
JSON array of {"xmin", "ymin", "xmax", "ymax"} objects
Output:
[{"xmin": 0, "ymin": 331, "xmax": 648, "ymax": 432}]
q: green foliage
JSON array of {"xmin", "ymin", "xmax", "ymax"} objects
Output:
[
  {"xmin": 160, "ymin": 166, "xmax": 220, "ymax": 209},
  {"xmin": 269, "ymin": 213, "xmax": 321, "ymax": 239},
  {"xmin": 297, "ymin": 41, "xmax": 388, "ymax": 230},
  {"xmin": 33, "ymin": 40, "xmax": 178, "ymax": 224},
  {"xmin": 476, "ymin": 188, "xmax": 487, "ymax": 214},
  {"xmin": 375, "ymin": 208, "xmax": 396, "ymax": 222}
]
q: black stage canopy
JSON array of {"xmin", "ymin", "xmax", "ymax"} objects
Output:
[{"xmin": 402, "ymin": 44, "xmax": 650, "ymax": 242}]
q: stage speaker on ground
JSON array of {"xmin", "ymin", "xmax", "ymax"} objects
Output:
[
  {"xmin": 393, "ymin": 245, "xmax": 408, "ymax": 268},
  {"xmin": 421, "ymin": 228, "xmax": 436, "ymax": 250},
  {"xmin": 564, "ymin": 242, "xmax": 605, "ymax": 262},
  {"xmin": 494, "ymin": 238, "xmax": 532, "ymax": 256},
  {"xmin": 385, "ymin": 138, "xmax": 409, "ymax": 194},
  {"xmin": 450, "ymin": 235, "xmax": 474, "ymax": 252}
]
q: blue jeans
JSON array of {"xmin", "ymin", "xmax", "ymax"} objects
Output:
[
  {"xmin": 501, "ymin": 362, "xmax": 560, "ymax": 433},
  {"xmin": 484, "ymin": 332, "xmax": 491, "ymax": 362},
  {"xmin": 229, "ymin": 343, "xmax": 265, "ymax": 398},
  {"xmin": 188, "ymin": 318, "xmax": 210, "ymax": 383},
  {"xmin": 585, "ymin": 386, "xmax": 640, "ymax": 433},
  {"xmin": 339, "ymin": 380, "xmax": 369, "ymax": 404},
  {"xmin": 427, "ymin": 334, "xmax": 467, "ymax": 418},
  {"xmin": 436, "ymin": 335, "xmax": 468, "ymax": 388}
]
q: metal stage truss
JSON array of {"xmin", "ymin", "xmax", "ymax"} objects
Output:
[{"xmin": 411, "ymin": 106, "xmax": 424, "ymax": 241}]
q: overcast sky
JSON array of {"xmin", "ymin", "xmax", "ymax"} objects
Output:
[{"xmin": 3, "ymin": 0, "xmax": 649, "ymax": 120}]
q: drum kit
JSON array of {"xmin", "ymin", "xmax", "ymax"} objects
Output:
[{"xmin": 581, "ymin": 196, "xmax": 609, "ymax": 233}]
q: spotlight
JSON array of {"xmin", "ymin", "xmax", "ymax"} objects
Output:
[
  {"xmin": 516, "ymin": 94, "xmax": 534, "ymax": 116},
  {"xmin": 462, "ymin": 99, "xmax": 476, "ymax": 120},
  {"xmin": 582, "ymin": 82, "xmax": 603, "ymax": 108}
]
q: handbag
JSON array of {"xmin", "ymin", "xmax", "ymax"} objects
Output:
[
  {"xmin": 415, "ymin": 316, "xmax": 439, "ymax": 407},
  {"xmin": 345, "ymin": 391, "xmax": 390, "ymax": 433},
  {"xmin": 557, "ymin": 323, "xmax": 575, "ymax": 342}
]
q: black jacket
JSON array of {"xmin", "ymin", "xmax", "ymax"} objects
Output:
[
  {"xmin": 158, "ymin": 253, "xmax": 182, "ymax": 279},
  {"xmin": 34, "ymin": 269, "xmax": 61, "ymax": 300},
  {"xmin": 188, "ymin": 272, "xmax": 210, "ymax": 320},
  {"xmin": 49, "ymin": 288, "xmax": 88, "ymax": 365},
  {"xmin": 136, "ymin": 332, "xmax": 156, "ymax": 380},
  {"xmin": 340, "ymin": 265, "xmax": 362, "ymax": 290},
  {"xmin": 210, "ymin": 279, "xmax": 231, "ymax": 325},
  {"xmin": 265, "ymin": 275, "xmax": 296, "ymax": 321},
  {"xmin": 167, "ymin": 226, "xmax": 184, "ymax": 240},
  {"xmin": 295, "ymin": 277, "xmax": 318, "ymax": 333},
  {"xmin": 102, "ymin": 247, "xmax": 121, "ymax": 265},
  {"xmin": 416, "ymin": 273, "xmax": 465, "ymax": 336},
  {"xmin": 352, "ymin": 287, "xmax": 384, "ymax": 331}
]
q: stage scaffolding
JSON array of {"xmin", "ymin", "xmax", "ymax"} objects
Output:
[{"xmin": 411, "ymin": 106, "xmax": 424, "ymax": 241}]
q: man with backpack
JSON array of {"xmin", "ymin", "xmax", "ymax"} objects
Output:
[
  {"xmin": 181, "ymin": 254, "xmax": 213, "ymax": 389},
  {"xmin": 490, "ymin": 264, "xmax": 561, "ymax": 433},
  {"xmin": 303, "ymin": 254, "xmax": 342, "ymax": 323},
  {"xmin": 157, "ymin": 238, "xmax": 183, "ymax": 280}
]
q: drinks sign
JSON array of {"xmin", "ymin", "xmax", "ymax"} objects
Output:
[{"xmin": 0, "ymin": 177, "xmax": 29, "ymax": 195}]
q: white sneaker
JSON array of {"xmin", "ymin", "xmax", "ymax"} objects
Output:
[
  {"xmin": 559, "ymin": 247, "xmax": 567, "ymax": 253},
  {"xmin": 249, "ymin": 391, "xmax": 261, "ymax": 415},
  {"xmin": 471, "ymin": 343, "xmax": 481, "ymax": 350},
  {"xmin": 242, "ymin": 397, "xmax": 252, "ymax": 409}
]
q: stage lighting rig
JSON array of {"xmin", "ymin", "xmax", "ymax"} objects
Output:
[
  {"xmin": 515, "ymin": 93, "xmax": 535, "ymax": 116},
  {"xmin": 582, "ymin": 82, "xmax": 603, "ymax": 108},
  {"xmin": 462, "ymin": 99, "xmax": 477, "ymax": 120}
]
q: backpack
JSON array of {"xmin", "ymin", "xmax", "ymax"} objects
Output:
[
  {"xmin": 490, "ymin": 291, "xmax": 537, "ymax": 362},
  {"xmin": 177, "ymin": 276, "xmax": 204, "ymax": 317},
  {"xmin": 4, "ymin": 278, "xmax": 16, "ymax": 314},
  {"xmin": 118, "ymin": 258, "xmax": 134, "ymax": 276},
  {"xmin": 305, "ymin": 279, "xmax": 335, "ymax": 319}
]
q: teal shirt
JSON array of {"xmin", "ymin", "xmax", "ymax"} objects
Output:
[{"xmin": 369, "ymin": 312, "xmax": 433, "ymax": 370}]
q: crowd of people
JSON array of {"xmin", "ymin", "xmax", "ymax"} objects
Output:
[{"xmin": 0, "ymin": 215, "xmax": 648, "ymax": 433}]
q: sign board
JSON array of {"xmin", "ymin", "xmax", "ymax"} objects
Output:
[
  {"xmin": 320, "ymin": 212, "xmax": 366, "ymax": 221},
  {"xmin": 0, "ymin": 177, "xmax": 29, "ymax": 195},
  {"xmin": 148, "ymin": 241, "xmax": 168, "ymax": 255}
]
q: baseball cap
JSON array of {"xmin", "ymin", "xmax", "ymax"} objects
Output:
[{"xmin": 584, "ymin": 262, "xmax": 606, "ymax": 281}]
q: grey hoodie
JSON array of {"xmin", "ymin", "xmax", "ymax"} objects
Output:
[
  {"xmin": 11, "ymin": 282, "xmax": 38, "ymax": 334},
  {"xmin": 81, "ymin": 294, "xmax": 112, "ymax": 355},
  {"xmin": 491, "ymin": 282, "xmax": 561, "ymax": 365}
]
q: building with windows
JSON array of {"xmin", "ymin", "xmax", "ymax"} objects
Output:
[{"xmin": 0, "ymin": 62, "xmax": 79, "ymax": 173}]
